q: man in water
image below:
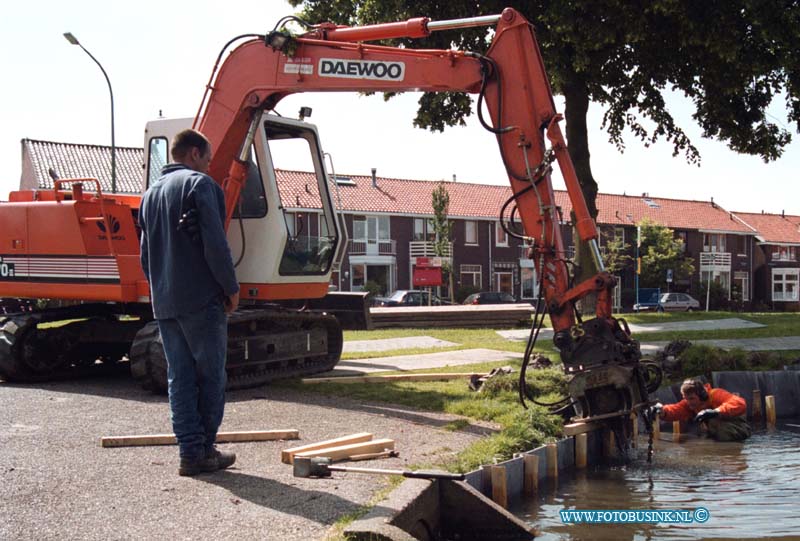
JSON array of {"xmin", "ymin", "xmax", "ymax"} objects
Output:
[{"xmin": 652, "ymin": 378, "xmax": 751, "ymax": 441}]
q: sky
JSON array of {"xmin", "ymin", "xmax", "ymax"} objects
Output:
[{"xmin": 2, "ymin": 0, "xmax": 798, "ymax": 215}]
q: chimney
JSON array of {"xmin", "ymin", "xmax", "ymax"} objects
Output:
[
  {"xmin": 452, "ymin": 174, "xmax": 457, "ymax": 182},
  {"xmin": 782, "ymin": 210, "xmax": 785, "ymax": 218},
  {"xmin": 710, "ymin": 196, "xmax": 716, "ymax": 208},
  {"xmin": 371, "ymin": 168, "xmax": 377, "ymax": 187}
]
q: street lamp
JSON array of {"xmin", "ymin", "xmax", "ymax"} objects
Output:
[{"xmin": 63, "ymin": 32, "xmax": 116, "ymax": 194}]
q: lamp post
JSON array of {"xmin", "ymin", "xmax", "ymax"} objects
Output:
[{"xmin": 63, "ymin": 32, "xmax": 116, "ymax": 193}]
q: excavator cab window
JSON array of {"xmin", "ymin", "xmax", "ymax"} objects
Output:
[
  {"xmin": 232, "ymin": 146, "xmax": 267, "ymax": 219},
  {"xmin": 263, "ymin": 120, "xmax": 337, "ymax": 276},
  {"xmin": 146, "ymin": 137, "xmax": 168, "ymax": 188}
]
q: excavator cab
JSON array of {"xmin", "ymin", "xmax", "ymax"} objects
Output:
[{"xmin": 143, "ymin": 114, "xmax": 341, "ymax": 302}]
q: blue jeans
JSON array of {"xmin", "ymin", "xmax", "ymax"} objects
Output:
[{"xmin": 157, "ymin": 298, "xmax": 228, "ymax": 460}]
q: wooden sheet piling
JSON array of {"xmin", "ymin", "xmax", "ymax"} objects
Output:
[{"xmin": 672, "ymin": 421, "xmax": 681, "ymax": 442}]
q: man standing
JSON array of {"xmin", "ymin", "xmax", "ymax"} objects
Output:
[
  {"xmin": 653, "ymin": 378, "xmax": 751, "ymax": 441},
  {"xmin": 139, "ymin": 129, "xmax": 240, "ymax": 476}
]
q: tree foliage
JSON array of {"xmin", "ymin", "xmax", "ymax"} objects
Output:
[
  {"xmin": 601, "ymin": 230, "xmax": 633, "ymax": 275},
  {"xmin": 638, "ymin": 218, "xmax": 694, "ymax": 289},
  {"xmin": 288, "ymin": 0, "xmax": 800, "ymax": 220},
  {"xmin": 431, "ymin": 182, "xmax": 455, "ymax": 301}
]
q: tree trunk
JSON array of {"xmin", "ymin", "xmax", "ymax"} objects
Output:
[{"xmin": 563, "ymin": 76, "xmax": 600, "ymax": 315}]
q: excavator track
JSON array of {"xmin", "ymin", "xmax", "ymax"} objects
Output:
[
  {"xmin": 0, "ymin": 304, "xmax": 146, "ymax": 382},
  {"xmin": 129, "ymin": 307, "xmax": 343, "ymax": 393}
]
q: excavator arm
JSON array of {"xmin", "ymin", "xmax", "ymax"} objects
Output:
[{"xmin": 196, "ymin": 8, "xmax": 657, "ymax": 429}]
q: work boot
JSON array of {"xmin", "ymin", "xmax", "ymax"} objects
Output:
[{"xmin": 178, "ymin": 448, "xmax": 236, "ymax": 476}]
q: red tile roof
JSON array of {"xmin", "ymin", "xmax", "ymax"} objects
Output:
[
  {"xmin": 22, "ymin": 139, "xmax": 145, "ymax": 194},
  {"xmin": 277, "ymin": 169, "xmax": 755, "ymax": 234},
  {"xmin": 17, "ymin": 137, "xmax": 767, "ymax": 238},
  {"xmin": 733, "ymin": 212, "xmax": 800, "ymax": 244}
]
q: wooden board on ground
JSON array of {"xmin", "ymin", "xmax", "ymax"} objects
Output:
[
  {"xmin": 302, "ymin": 372, "xmax": 481, "ymax": 384},
  {"xmin": 294, "ymin": 438, "xmax": 395, "ymax": 462},
  {"xmin": 101, "ymin": 429, "xmax": 299, "ymax": 448},
  {"xmin": 281, "ymin": 432, "xmax": 373, "ymax": 464}
]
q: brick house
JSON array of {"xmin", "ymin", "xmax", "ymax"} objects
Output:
[
  {"xmin": 734, "ymin": 212, "xmax": 800, "ymax": 310},
  {"xmin": 19, "ymin": 138, "xmax": 791, "ymax": 311}
]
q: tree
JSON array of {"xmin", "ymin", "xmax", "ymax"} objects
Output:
[
  {"xmin": 431, "ymin": 182, "xmax": 455, "ymax": 302},
  {"xmin": 601, "ymin": 229, "xmax": 633, "ymax": 276},
  {"xmin": 638, "ymin": 219, "xmax": 694, "ymax": 289},
  {"xmin": 289, "ymin": 1, "xmax": 799, "ymax": 213}
]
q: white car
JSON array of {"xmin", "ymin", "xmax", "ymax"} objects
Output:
[{"xmin": 658, "ymin": 292, "xmax": 700, "ymax": 312}]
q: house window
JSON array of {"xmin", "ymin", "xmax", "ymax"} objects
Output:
[
  {"xmin": 520, "ymin": 267, "xmax": 537, "ymax": 299},
  {"xmin": 495, "ymin": 222, "xmax": 508, "ymax": 246},
  {"xmin": 772, "ymin": 246, "xmax": 797, "ymax": 262},
  {"xmin": 353, "ymin": 216, "xmax": 367, "ymax": 241},
  {"xmin": 465, "ymin": 221, "xmax": 478, "ymax": 245},
  {"xmin": 613, "ymin": 227, "xmax": 625, "ymax": 243},
  {"xmin": 772, "ymin": 268, "xmax": 799, "ymax": 302},
  {"xmin": 701, "ymin": 269, "xmax": 731, "ymax": 298},
  {"xmin": 703, "ymin": 233, "xmax": 726, "ymax": 253},
  {"xmin": 736, "ymin": 236, "xmax": 747, "ymax": 256},
  {"xmin": 426, "ymin": 219, "xmax": 436, "ymax": 242},
  {"xmin": 351, "ymin": 263, "xmax": 366, "ymax": 289},
  {"xmin": 460, "ymin": 264, "xmax": 482, "ymax": 288},
  {"xmin": 675, "ymin": 231, "xmax": 688, "ymax": 253},
  {"xmin": 413, "ymin": 218, "xmax": 436, "ymax": 241},
  {"xmin": 733, "ymin": 271, "xmax": 749, "ymax": 302},
  {"xmin": 613, "ymin": 276, "xmax": 622, "ymax": 310}
]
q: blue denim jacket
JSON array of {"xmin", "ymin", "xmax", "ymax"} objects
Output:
[{"xmin": 140, "ymin": 164, "xmax": 239, "ymax": 319}]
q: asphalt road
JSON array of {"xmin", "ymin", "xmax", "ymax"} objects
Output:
[{"xmin": 0, "ymin": 369, "xmax": 490, "ymax": 541}]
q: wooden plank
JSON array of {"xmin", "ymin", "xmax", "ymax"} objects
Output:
[
  {"xmin": 294, "ymin": 438, "xmax": 395, "ymax": 462},
  {"xmin": 490, "ymin": 464, "xmax": 508, "ymax": 508},
  {"xmin": 630, "ymin": 413, "xmax": 638, "ymax": 449},
  {"xmin": 563, "ymin": 421, "xmax": 601, "ymax": 436},
  {"xmin": 523, "ymin": 454, "xmax": 539, "ymax": 495},
  {"xmin": 101, "ymin": 429, "xmax": 299, "ymax": 448},
  {"xmin": 302, "ymin": 373, "xmax": 481, "ymax": 384},
  {"xmin": 281, "ymin": 432, "xmax": 373, "ymax": 464}
]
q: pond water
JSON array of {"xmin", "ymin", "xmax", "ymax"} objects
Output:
[{"xmin": 511, "ymin": 421, "xmax": 800, "ymax": 540}]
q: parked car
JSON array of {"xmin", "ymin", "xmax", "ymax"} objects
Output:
[
  {"xmin": 462, "ymin": 291, "xmax": 518, "ymax": 305},
  {"xmin": 657, "ymin": 292, "xmax": 700, "ymax": 312},
  {"xmin": 376, "ymin": 290, "xmax": 449, "ymax": 307}
]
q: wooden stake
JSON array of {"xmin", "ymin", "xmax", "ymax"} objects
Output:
[
  {"xmin": 765, "ymin": 395, "xmax": 777, "ymax": 427},
  {"xmin": 490, "ymin": 464, "xmax": 508, "ymax": 508},
  {"xmin": 653, "ymin": 413, "xmax": 660, "ymax": 444},
  {"xmin": 294, "ymin": 438, "xmax": 395, "ymax": 462},
  {"xmin": 301, "ymin": 372, "xmax": 481, "ymax": 384},
  {"xmin": 575, "ymin": 433, "xmax": 588, "ymax": 469},
  {"xmin": 603, "ymin": 430, "xmax": 616, "ymax": 458},
  {"xmin": 630, "ymin": 413, "xmax": 638, "ymax": 449},
  {"xmin": 752, "ymin": 389, "xmax": 763, "ymax": 422},
  {"xmin": 546, "ymin": 443, "xmax": 558, "ymax": 480},
  {"xmin": 672, "ymin": 421, "xmax": 681, "ymax": 442},
  {"xmin": 523, "ymin": 454, "xmax": 539, "ymax": 495},
  {"xmin": 281, "ymin": 432, "xmax": 373, "ymax": 464},
  {"xmin": 101, "ymin": 429, "xmax": 299, "ymax": 448}
]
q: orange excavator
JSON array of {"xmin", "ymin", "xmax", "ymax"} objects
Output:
[{"xmin": 0, "ymin": 8, "xmax": 658, "ymax": 445}]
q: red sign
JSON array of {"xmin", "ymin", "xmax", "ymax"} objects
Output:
[{"xmin": 413, "ymin": 266, "xmax": 442, "ymax": 286}]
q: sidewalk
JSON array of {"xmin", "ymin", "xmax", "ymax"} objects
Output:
[{"xmin": 323, "ymin": 318, "xmax": 797, "ymax": 376}]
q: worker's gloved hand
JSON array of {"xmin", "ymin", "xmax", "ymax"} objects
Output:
[
  {"xmin": 650, "ymin": 402, "xmax": 664, "ymax": 417},
  {"xmin": 694, "ymin": 409, "xmax": 720, "ymax": 423},
  {"xmin": 178, "ymin": 208, "xmax": 200, "ymax": 241}
]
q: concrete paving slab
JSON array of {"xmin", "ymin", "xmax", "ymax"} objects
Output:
[
  {"xmin": 343, "ymin": 336, "xmax": 458, "ymax": 353},
  {"xmin": 322, "ymin": 349, "xmax": 523, "ymax": 376},
  {"xmin": 496, "ymin": 317, "xmax": 765, "ymax": 341}
]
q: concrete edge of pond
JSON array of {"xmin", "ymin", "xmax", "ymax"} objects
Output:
[{"xmin": 346, "ymin": 369, "xmax": 800, "ymax": 540}]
